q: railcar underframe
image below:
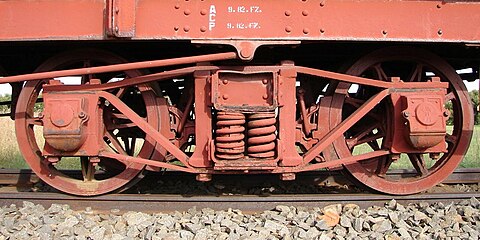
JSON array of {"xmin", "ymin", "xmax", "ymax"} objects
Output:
[{"xmin": 0, "ymin": 0, "xmax": 479, "ymax": 196}]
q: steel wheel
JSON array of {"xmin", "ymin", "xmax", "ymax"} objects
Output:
[
  {"xmin": 329, "ymin": 47, "xmax": 473, "ymax": 195},
  {"xmin": 15, "ymin": 49, "xmax": 159, "ymax": 196}
]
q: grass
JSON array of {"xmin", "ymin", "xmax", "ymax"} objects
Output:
[{"xmin": 0, "ymin": 118, "xmax": 478, "ymax": 169}]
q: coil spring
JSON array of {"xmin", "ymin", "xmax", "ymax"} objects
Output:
[
  {"xmin": 215, "ymin": 112, "xmax": 246, "ymax": 160},
  {"xmin": 247, "ymin": 112, "xmax": 276, "ymax": 158}
]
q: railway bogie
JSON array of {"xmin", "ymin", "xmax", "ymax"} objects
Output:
[{"xmin": 0, "ymin": 0, "xmax": 479, "ymax": 195}]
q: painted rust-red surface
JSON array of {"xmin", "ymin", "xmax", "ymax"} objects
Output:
[
  {"xmin": 0, "ymin": 0, "xmax": 479, "ymax": 43},
  {"xmin": 0, "ymin": 0, "xmax": 105, "ymax": 40}
]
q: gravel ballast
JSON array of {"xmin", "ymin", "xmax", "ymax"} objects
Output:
[{"xmin": 0, "ymin": 197, "xmax": 478, "ymax": 240}]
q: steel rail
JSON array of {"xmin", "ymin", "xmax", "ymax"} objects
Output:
[
  {"xmin": 0, "ymin": 190, "xmax": 477, "ymax": 213},
  {"xmin": 1, "ymin": 168, "xmax": 478, "ymax": 187}
]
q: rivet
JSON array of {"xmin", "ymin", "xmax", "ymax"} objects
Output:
[
  {"xmin": 174, "ymin": 26, "xmax": 179, "ymax": 31},
  {"xmin": 285, "ymin": 26, "xmax": 292, "ymax": 33},
  {"xmin": 320, "ymin": 28, "xmax": 325, "ymax": 33},
  {"xmin": 200, "ymin": 26, "xmax": 207, "ymax": 32},
  {"xmin": 438, "ymin": 29, "xmax": 443, "ymax": 35},
  {"xmin": 222, "ymin": 94, "xmax": 229, "ymax": 100},
  {"xmin": 184, "ymin": 9, "xmax": 191, "ymax": 15},
  {"xmin": 222, "ymin": 79, "xmax": 228, "ymax": 84},
  {"xmin": 382, "ymin": 30, "xmax": 388, "ymax": 35},
  {"xmin": 437, "ymin": 4, "xmax": 442, "ymax": 8},
  {"xmin": 263, "ymin": 94, "xmax": 269, "ymax": 99},
  {"xmin": 174, "ymin": 4, "xmax": 180, "ymax": 9},
  {"xmin": 115, "ymin": 26, "xmax": 119, "ymax": 33},
  {"xmin": 302, "ymin": 10, "xmax": 309, "ymax": 16},
  {"xmin": 184, "ymin": 26, "xmax": 190, "ymax": 32},
  {"xmin": 240, "ymin": 48, "xmax": 253, "ymax": 59},
  {"xmin": 115, "ymin": 8, "xmax": 119, "ymax": 14},
  {"xmin": 262, "ymin": 79, "xmax": 268, "ymax": 84},
  {"xmin": 303, "ymin": 28, "xmax": 310, "ymax": 34},
  {"xmin": 320, "ymin": 1, "xmax": 325, "ymax": 7},
  {"xmin": 285, "ymin": 10, "xmax": 291, "ymax": 16},
  {"xmin": 200, "ymin": 9, "xmax": 207, "ymax": 15}
]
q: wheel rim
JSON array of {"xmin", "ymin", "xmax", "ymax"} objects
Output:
[
  {"xmin": 15, "ymin": 49, "xmax": 159, "ymax": 196},
  {"xmin": 329, "ymin": 47, "xmax": 473, "ymax": 195}
]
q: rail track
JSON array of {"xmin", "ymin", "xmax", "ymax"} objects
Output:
[
  {"xmin": 0, "ymin": 168, "xmax": 478, "ymax": 213},
  {"xmin": 0, "ymin": 191, "xmax": 478, "ymax": 213},
  {"xmin": 1, "ymin": 168, "xmax": 479, "ymax": 187}
]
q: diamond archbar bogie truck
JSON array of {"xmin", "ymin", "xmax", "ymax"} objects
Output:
[{"xmin": 0, "ymin": 0, "xmax": 478, "ymax": 195}]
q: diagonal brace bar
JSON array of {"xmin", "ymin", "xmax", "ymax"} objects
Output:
[
  {"xmin": 303, "ymin": 89, "xmax": 390, "ymax": 163},
  {"xmin": 98, "ymin": 91, "xmax": 191, "ymax": 168},
  {"xmin": 300, "ymin": 150, "xmax": 390, "ymax": 172},
  {"xmin": 0, "ymin": 52, "xmax": 237, "ymax": 84}
]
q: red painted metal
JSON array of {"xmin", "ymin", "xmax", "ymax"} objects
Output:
[
  {"xmin": 2, "ymin": 1, "xmax": 479, "ymax": 45},
  {"xmin": 42, "ymin": 85, "xmax": 102, "ymax": 155},
  {"xmin": 14, "ymin": 50, "xmax": 162, "ymax": 196},
  {"xmin": 98, "ymin": 91, "xmax": 191, "ymax": 167},
  {"xmin": 110, "ymin": 0, "xmax": 136, "ymax": 38},
  {"xmin": 215, "ymin": 112, "xmax": 246, "ymax": 160},
  {"xmin": 1, "ymin": 1, "xmax": 479, "ymax": 59},
  {"xmin": 2, "ymin": 45, "xmax": 469, "ymax": 195},
  {"xmin": 330, "ymin": 47, "xmax": 473, "ymax": 195},
  {"xmin": 0, "ymin": 52, "xmax": 237, "ymax": 84},
  {"xmin": 134, "ymin": 0, "xmax": 480, "ymax": 43},
  {"xmin": 0, "ymin": 0, "xmax": 476, "ymax": 197},
  {"xmin": 247, "ymin": 113, "xmax": 277, "ymax": 158},
  {"xmin": 0, "ymin": 0, "xmax": 105, "ymax": 40},
  {"xmin": 303, "ymin": 89, "xmax": 390, "ymax": 163},
  {"xmin": 212, "ymin": 72, "xmax": 277, "ymax": 112},
  {"xmin": 390, "ymin": 82, "xmax": 449, "ymax": 153}
]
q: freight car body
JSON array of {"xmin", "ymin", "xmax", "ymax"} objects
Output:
[{"xmin": 0, "ymin": 0, "xmax": 478, "ymax": 196}]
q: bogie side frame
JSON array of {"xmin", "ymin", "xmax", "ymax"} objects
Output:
[{"xmin": 0, "ymin": 0, "xmax": 478, "ymax": 196}]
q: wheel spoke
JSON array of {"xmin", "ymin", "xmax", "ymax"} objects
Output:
[
  {"xmin": 445, "ymin": 91, "xmax": 456, "ymax": 102},
  {"xmin": 407, "ymin": 63, "xmax": 423, "ymax": 82},
  {"xmin": 81, "ymin": 157, "xmax": 95, "ymax": 181},
  {"xmin": 372, "ymin": 64, "xmax": 389, "ymax": 81},
  {"xmin": 345, "ymin": 97, "xmax": 383, "ymax": 122},
  {"xmin": 105, "ymin": 131, "xmax": 128, "ymax": 155},
  {"xmin": 336, "ymin": 47, "xmax": 472, "ymax": 194},
  {"xmin": 122, "ymin": 137, "xmax": 131, "ymax": 155},
  {"xmin": 375, "ymin": 155, "xmax": 394, "ymax": 176},
  {"xmin": 27, "ymin": 117, "xmax": 43, "ymax": 126},
  {"xmin": 445, "ymin": 133, "xmax": 457, "ymax": 144},
  {"xmin": 107, "ymin": 123, "xmax": 137, "ymax": 130},
  {"xmin": 408, "ymin": 154, "xmax": 429, "ymax": 176},
  {"xmin": 130, "ymin": 137, "xmax": 137, "ymax": 155},
  {"xmin": 81, "ymin": 60, "xmax": 93, "ymax": 84},
  {"xmin": 346, "ymin": 123, "xmax": 383, "ymax": 148},
  {"xmin": 367, "ymin": 140, "xmax": 381, "ymax": 151},
  {"xmin": 115, "ymin": 87, "xmax": 127, "ymax": 99},
  {"xmin": 348, "ymin": 133, "xmax": 384, "ymax": 149}
]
